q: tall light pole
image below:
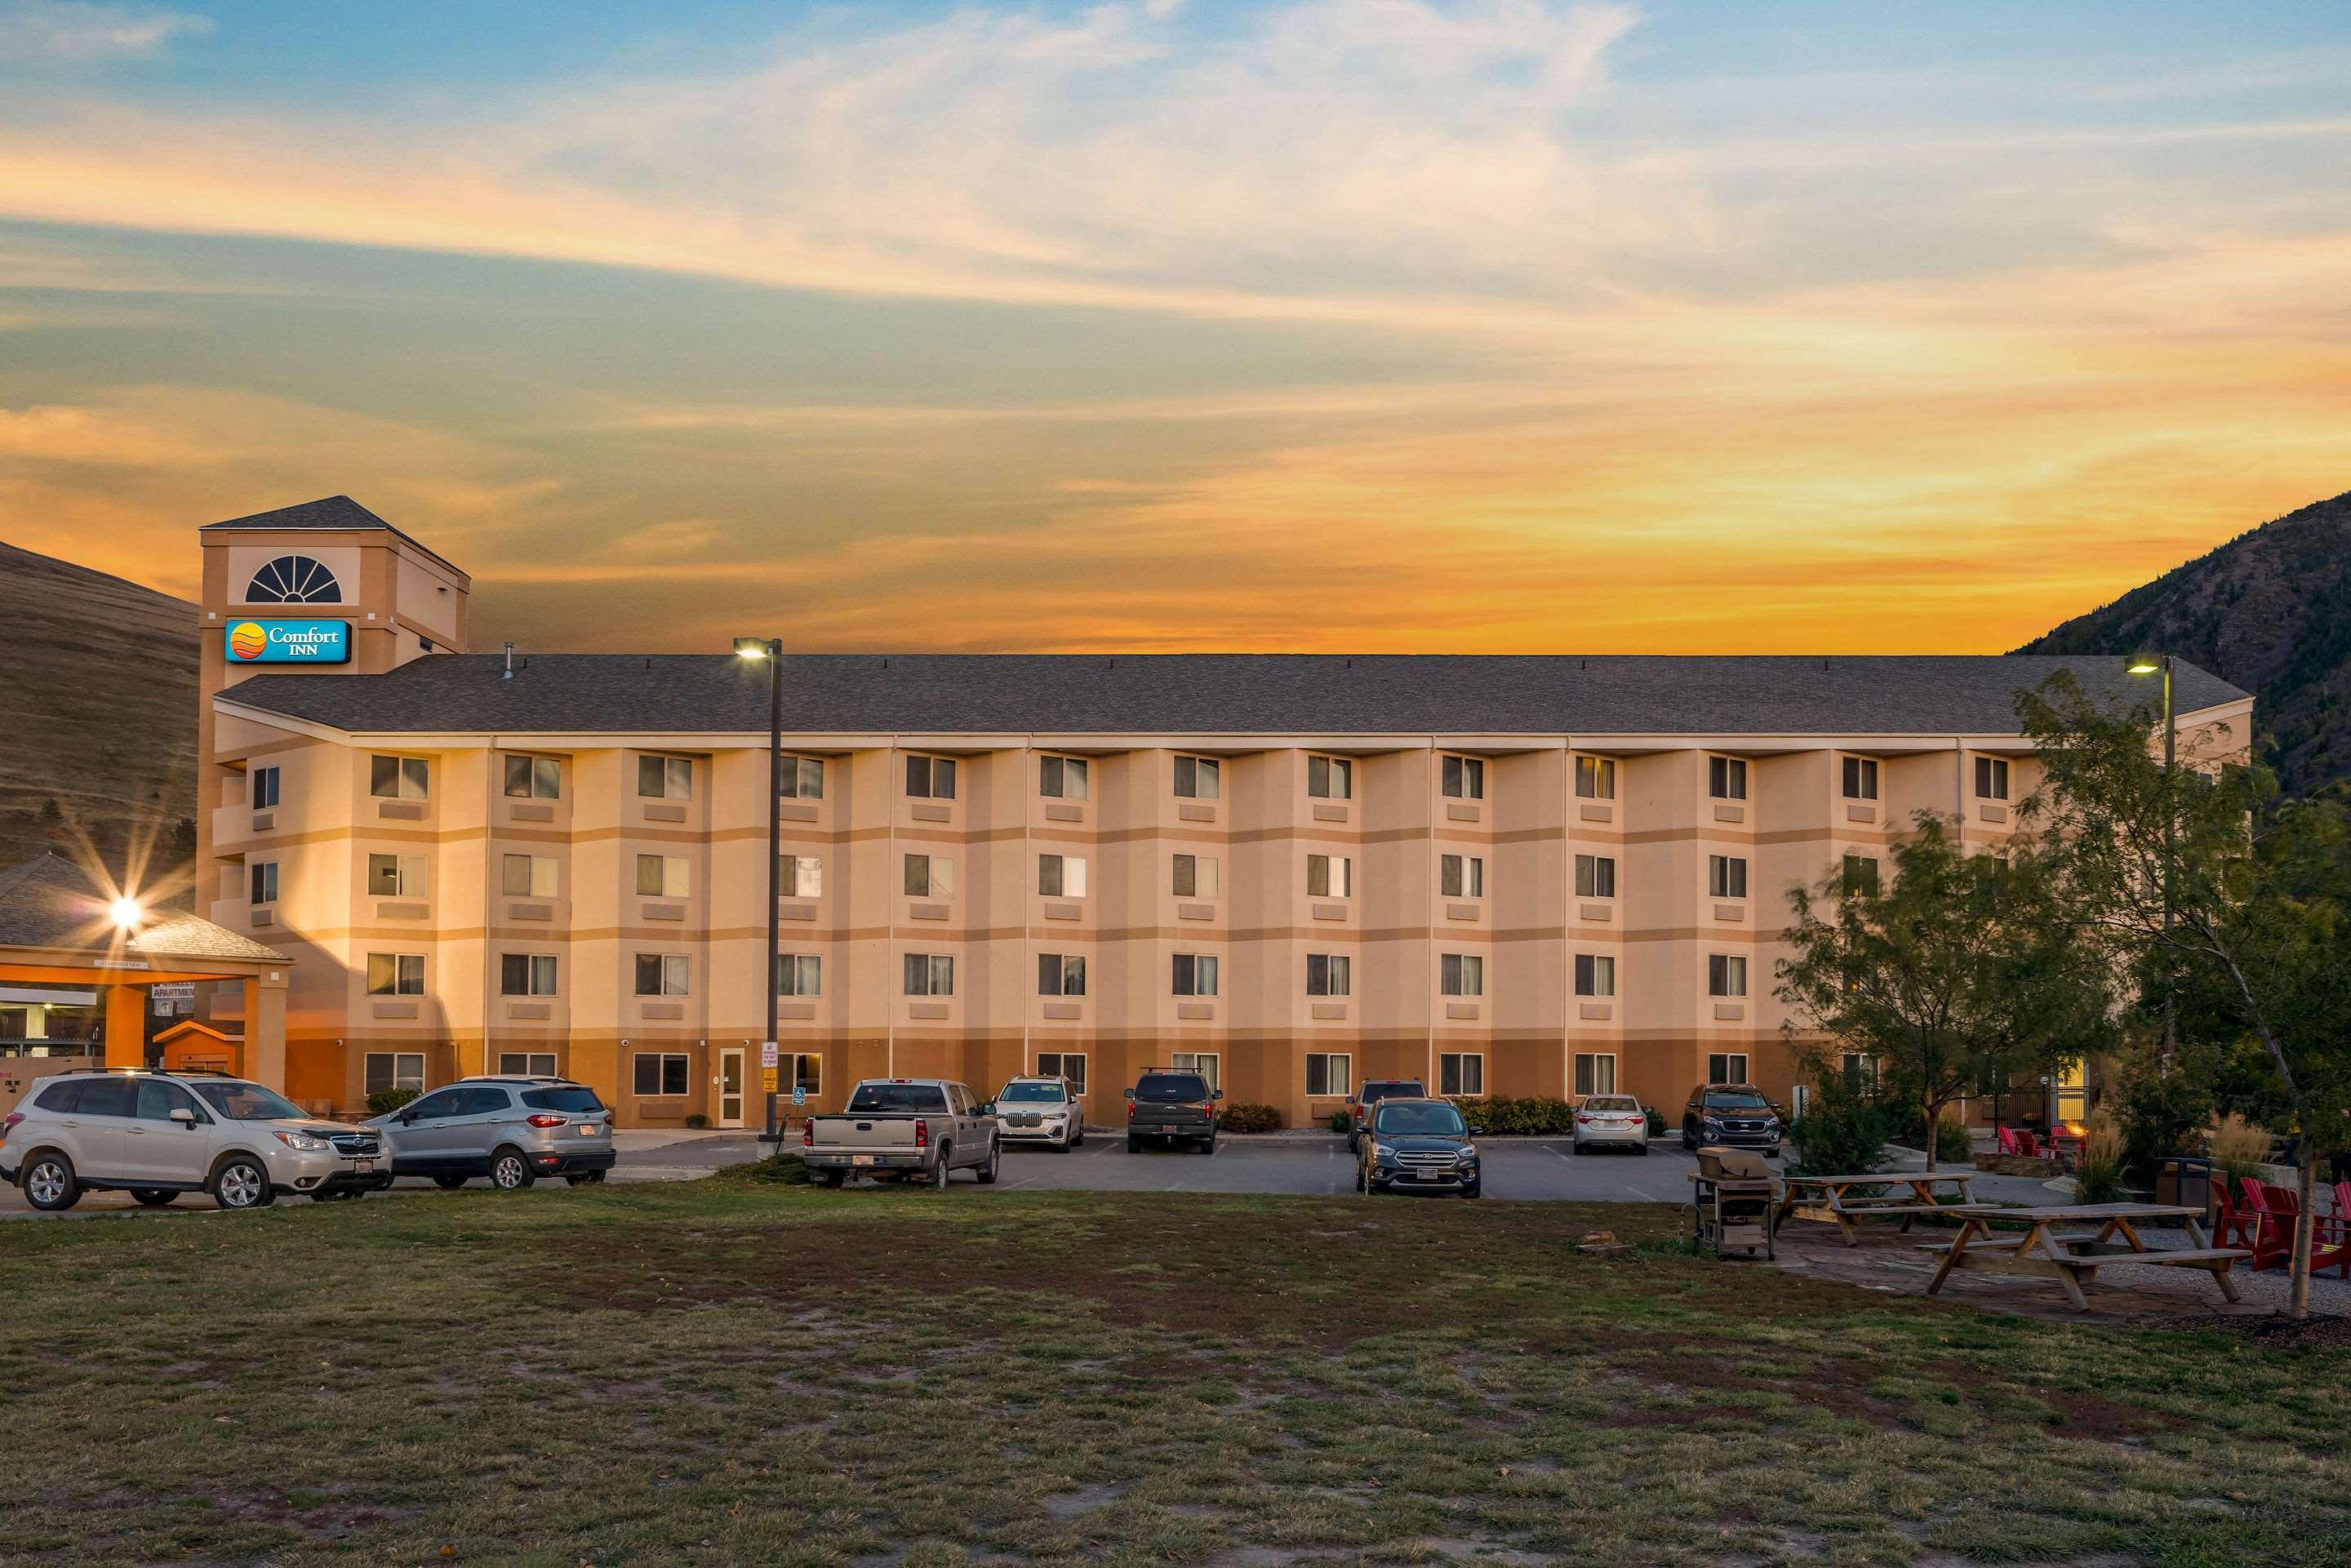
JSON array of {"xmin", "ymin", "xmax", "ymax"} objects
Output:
[
  {"xmin": 736, "ymin": 636, "xmax": 783, "ymax": 1145},
  {"xmin": 2126, "ymin": 650, "xmax": 2175, "ymax": 1066}
]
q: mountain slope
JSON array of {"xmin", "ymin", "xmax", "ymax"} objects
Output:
[
  {"xmin": 0, "ymin": 540, "xmax": 199, "ymax": 873},
  {"xmin": 2017, "ymin": 489, "xmax": 2351, "ymax": 794}
]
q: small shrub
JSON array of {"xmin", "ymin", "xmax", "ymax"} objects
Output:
[
  {"xmin": 1644, "ymin": 1105, "xmax": 1666, "ymax": 1138},
  {"xmin": 685, "ymin": 1113, "xmax": 711, "ymax": 1130},
  {"xmin": 366, "ymin": 1086, "xmax": 419, "ymax": 1116},
  {"xmin": 1449, "ymin": 1096, "xmax": 1574, "ymax": 1135},
  {"xmin": 1935, "ymin": 1111, "xmax": 1973, "ymax": 1163},
  {"xmin": 1788, "ymin": 1088, "xmax": 1894, "ymax": 1178},
  {"xmin": 716, "ymin": 1153, "xmax": 811, "ymax": 1186},
  {"xmin": 1328, "ymin": 1109, "xmax": 1353, "ymax": 1135},
  {"xmin": 2207, "ymin": 1114, "xmax": 2272, "ymax": 1186},
  {"xmin": 1218, "ymin": 1102, "xmax": 1283, "ymax": 1134},
  {"xmin": 2073, "ymin": 1113, "xmax": 2128, "ymax": 1205}
]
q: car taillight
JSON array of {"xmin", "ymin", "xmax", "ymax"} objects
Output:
[
  {"xmin": 526, "ymin": 1114, "xmax": 565, "ymax": 1128},
  {"xmin": 1127, "ymin": 1099, "xmax": 1138, "ymax": 1121},
  {"xmin": 1576, "ymin": 1113, "xmax": 1593, "ymax": 1124},
  {"xmin": 0, "ymin": 1112, "xmax": 21, "ymax": 1137},
  {"xmin": 801, "ymin": 1119, "xmax": 814, "ymax": 1149},
  {"xmin": 914, "ymin": 1118, "xmax": 929, "ymax": 1148}
]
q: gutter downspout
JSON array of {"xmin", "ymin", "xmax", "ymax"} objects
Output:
[
  {"xmin": 1022, "ymin": 735, "xmax": 1033, "ymax": 1086},
  {"xmin": 1428, "ymin": 738, "xmax": 1438, "ymax": 1097},
  {"xmin": 887, "ymin": 735, "xmax": 897, "ymax": 1079},
  {"xmin": 480, "ymin": 742, "xmax": 498, "ymax": 1079}
]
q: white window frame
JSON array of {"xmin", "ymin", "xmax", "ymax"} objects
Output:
[
  {"xmin": 1439, "ymin": 1051, "xmax": 1484, "ymax": 1097},
  {"xmin": 787, "ymin": 1052, "xmax": 824, "ymax": 1095},
  {"xmin": 1440, "ymin": 953, "xmax": 1484, "ymax": 997},
  {"xmin": 370, "ymin": 754, "xmax": 429, "ymax": 801},
  {"xmin": 1305, "ymin": 853, "xmax": 1353, "ymax": 899},
  {"xmin": 1035, "ymin": 1051, "xmax": 1087, "ymax": 1094},
  {"xmin": 1441, "ymin": 754, "xmax": 1485, "ymax": 800},
  {"xmin": 1975, "ymin": 756, "xmax": 2011, "ymax": 801},
  {"xmin": 367, "ymin": 852, "xmax": 428, "ymax": 899},
  {"xmin": 1843, "ymin": 853, "xmax": 1882, "ymax": 897},
  {"xmin": 779, "ymin": 755, "xmax": 825, "ymax": 800},
  {"xmin": 780, "ymin": 855, "xmax": 823, "ymax": 899},
  {"xmin": 1709, "ymin": 953, "xmax": 1749, "ymax": 997},
  {"xmin": 1305, "ymin": 953, "xmax": 1351, "ymax": 997},
  {"xmin": 1709, "ymin": 1052, "xmax": 1750, "ymax": 1086},
  {"xmin": 1440, "ymin": 853, "xmax": 1484, "ymax": 899},
  {"xmin": 1575, "ymin": 854, "xmax": 1615, "ymax": 899},
  {"xmin": 1038, "ymin": 953, "xmax": 1087, "ymax": 997},
  {"xmin": 634, "ymin": 953, "xmax": 690, "ymax": 997},
  {"xmin": 364, "ymin": 1051, "xmax": 424, "ymax": 1095},
  {"xmin": 251, "ymin": 766, "xmax": 281, "ymax": 809},
  {"xmin": 1170, "ymin": 1051, "xmax": 1220, "ymax": 1090},
  {"xmin": 1038, "ymin": 853, "xmax": 1088, "ymax": 898},
  {"xmin": 1171, "ymin": 953, "xmax": 1220, "ymax": 997},
  {"xmin": 1708, "ymin": 855, "xmax": 1748, "ymax": 900},
  {"xmin": 634, "ymin": 854, "xmax": 690, "ymax": 899},
  {"xmin": 1307, "ymin": 754, "xmax": 1353, "ymax": 800},
  {"xmin": 365, "ymin": 952, "xmax": 425, "ymax": 997},
  {"xmin": 633, "ymin": 1052, "xmax": 690, "ymax": 1096},
  {"xmin": 776, "ymin": 953, "xmax": 822, "ymax": 996},
  {"xmin": 1038, "ymin": 755, "xmax": 1088, "ymax": 800},
  {"xmin": 502, "ymin": 853, "xmax": 559, "ymax": 899},
  {"xmin": 1171, "ymin": 853, "xmax": 1220, "ymax": 899},
  {"xmin": 1575, "ymin": 755, "xmax": 1615, "ymax": 800},
  {"xmin": 1305, "ymin": 1052, "xmax": 1353, "ymax": 1098},
  {"xmin": 904, "ymin": 853, "xmax": 956, "ymax": 899},
  {"xmin": 249, "ymin": 860, "xmax": 278, "ymax": 905},
  {"xmin": 1172, "ymin": 754, "xmax": 1220, "ymax": 799},
  {"xmin": 1709, "ymin": 755, "xmax": 1748, "ymax": 801},
  {"xmin": 1575, "ymin": 953, "xmax": 1615, "ymax": 997},
  {"xmin": 501, "ymin": 953, "xmax": 558, "ymax": 997},
  {"xmin": 1842, "ymin": 755, "xmax": 1878, "ymax": 802},
  {"xmin": 637, "ymin": 755, "xmax": 693, "ymax": 800},
  {"xmin": 904, "ymin": 953, "xmax": 955, "ymax": 997},
  {"xmin": 498, "ymin": 1051, "xmax": 558, "ymax": 1077},
  {"xmin": 906, "ymin": 754, "xmax": 958, "ymax": 800},
  {"xmin": 504, "ymin": 754, "xmax": 561, "ymax": 800},
  {"xmin": 1573, "ymin": 1052, "xmax": 1618, "ymax": 1097}
]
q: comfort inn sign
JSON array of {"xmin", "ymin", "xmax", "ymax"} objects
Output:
[{"xmin": 224, "ymin": 619, "xmax": 351, "ymax": 664}]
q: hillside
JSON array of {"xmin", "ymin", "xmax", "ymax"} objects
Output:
[
  {"xmin": 0, "ymin": 540, "xmax": 199, "ymax": 877},
  {"xmin": 2019, "ymin": 490, "xmax": 2351, "ymax": 795}
]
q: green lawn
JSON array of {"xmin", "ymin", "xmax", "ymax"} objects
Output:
[{"xmin": 3, "ymin": 1173, "xmax": 2347, "ymax": 1567}]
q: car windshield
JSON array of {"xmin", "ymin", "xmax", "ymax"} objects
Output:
[
  {"xmin": 193, "ymin": 1081, "xmax": 308, "ymax": 1122},
  {"xmin": 1584, "ymin": 1097, "xmax": 1639, "ymax": 1113},
  {"xmin": 522, "ymin": 1087, "xmax": 603, "ymax": 1113},
  {"xmin": 1000, "ymin": 1082, "xmax": 1066, "ymax": 1104},
  {"xmin": 1376, "ymin": 1103, "xmax": 1468, "ymax": 1137},
  {"xmin": 1705, "ymin": 1090, "xmax": 1773, "ymax": 1111},
  {"xmin": 847, "ymin": 1083, "xmax": 951, "ymax": 1113},
  {"xmin": 1136, "ymin": 1075, "xmax": 1208, "ymax": 1102},
  {"xmin": 1362, "ymin": 1081, "xmax": 1423, "ymax": 1103}
]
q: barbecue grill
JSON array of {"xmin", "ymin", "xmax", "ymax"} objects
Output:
[{"xmin": 1689, "ymin": 1146, "xmax": 1779, "ymax": 1259}]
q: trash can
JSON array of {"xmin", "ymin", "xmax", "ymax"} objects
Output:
[{"xmin": 2152, "ymin": 1154, "xmax": 2217, "ymax": 1227}]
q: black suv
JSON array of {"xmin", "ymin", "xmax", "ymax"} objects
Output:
[
  {"xmin": 1357, "ymin": 1097, "xmax": 1483, "ymax": 1197},
  {"xmin": 1344, "ymin": 1077, "xmax": 1426, "ymax": 1153},
  {"xmin": 1680, "ymin": 1084, "xmax": 1784, "ymax": 1157},
  {"xmin": 1124, "ymin": 1070, "xmax": 1221, "ymax": 1153}
]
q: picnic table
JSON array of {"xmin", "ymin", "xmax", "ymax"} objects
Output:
[
  {"xmin": 1773, "ymin": 1170, "xmax": 1976, "ymax": 1246},
  {"xmin": 1922, "ymin": 1202, "xmax": 2250, "ymax": 1311}
]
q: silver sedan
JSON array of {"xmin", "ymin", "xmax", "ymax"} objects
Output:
[{"xmin": 1571, "ymin": 1095, "xmax": 1651, "ymax": 1155}]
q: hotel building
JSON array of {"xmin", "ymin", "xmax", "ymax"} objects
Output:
[{"xmin": 192, "ymin": 497, "xmax": 2251, "ymax": 1129}]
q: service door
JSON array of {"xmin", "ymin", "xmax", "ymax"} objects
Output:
[{"xmin": 717, "ymin": 1048, "xmax": 746, "ymax": 1129}]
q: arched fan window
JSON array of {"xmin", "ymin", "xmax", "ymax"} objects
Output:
[{"xmin": 244, "ymin": 555, "xmax": 343, "ymax": 603}]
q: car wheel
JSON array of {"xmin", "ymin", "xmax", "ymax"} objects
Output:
[
  {"xmin": 488, "ymin": 1148, "xmax": 536, "ymax": 1190},
  {"xmin": 931, "ymin": 1149, "xmax": 953, "ymax": 1191},
  {"xmin": 1682, "ymin": 1122, "xmax": 1697, "ymax": 1151},
  {"xmin": 432, "ymin": 1174, "xmax": 470, "ymax": 1190},
  {"xmin": 130, "ymin": 1188, "xmax": 177, "ymax": 1207},
  {"xmin": 1636, "ymin": 1141, "xmax": 1650, "ymax": 1157},
  {"xmin": 1463, "ymin": 1185, "xmax": 1482, "ymax": 1200},
  {"xmin": 820, "ymin": 1170, "xmax": 846, "ymax": 1188},
  {"xmin": 1571, "ymin": 1139, "xmax": 1584, "ymax": 1156},
  {"xmin": 1126, "ymin": 1135, "xmax": 1140, "ymax": 1153},
  {"xmin": 22, "ymin": 1153, "xmax": 81, "ymax": 1211},
  {"xmin": 976, "ymin": 1140, "xmax": 1000, "ymax": 1185},
  {"xmin": 1767, "ymin": 1146, "xmax": 1782, "ymax": 1160},
  {"xmin": 1201, "ymin": 1136, "xmax": 1216, "ymax": 1156},
  {"xmin": 1353, "ymin": 1162, "xmax": 1366, "ymax": 1193},
  {"xmin": 211, "ymin": 1155, "xmax": 272, "ymax": 1211},
  {"xmin": 1346, "ymin": 1132, "xmax": 1359, "ymax": 1154},
  {"xmin": 1073, "ymin": 1125, "xmax": 1085, "ymax": 1148}
]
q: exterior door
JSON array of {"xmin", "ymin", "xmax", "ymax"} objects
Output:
[{"xmin": 717, "ymin": 1049, "xmax": 746, "ymax": 1129}]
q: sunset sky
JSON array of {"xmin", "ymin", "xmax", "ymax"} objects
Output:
[{"xmin": 2, "ymin": 0, "xmax": 2346, "ymax": 655}]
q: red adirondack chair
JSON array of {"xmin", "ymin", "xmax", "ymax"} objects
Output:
[
  {"xmin": 2319, "ymin": 1180, "xmax": 2351, "ymax": 1280},
  {"xmin": 1996, "ymin": 1126, "xmax": 2024, "ymax": 1157},
  {"xmin": 2012, "ymin": 1129, "xmax": 2042, "ymax": 1159},
  {"xmin": 2239, "ymin": 1177, "xmax": 2351, "ymax": 1275},
  {"xmin": 2210, "ymin": 1175, "xmax": 2253, "ymax": 1251}
]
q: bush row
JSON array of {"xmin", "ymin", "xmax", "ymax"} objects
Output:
[{"xmin": 1217, "ymin": 1102, "xmax": 1285, "ymax": 1134}]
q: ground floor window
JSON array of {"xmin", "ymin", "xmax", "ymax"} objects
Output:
[
  {"xmin": 1839, "ymin": 1052, "xmax": 1875, "ymax": 1092},
  {"xmin": 633, "ymin": 1052, "xmax": 690, "ymax": 1096},
  {"xmin": 1171, "ymin": 1051, "xmax": 1220, "ymax": 1091},
  {"xmin": 1709, "ymin": 1052, "xmax": 1749, "ymax": 1085},
  {"xmin": 1439, "ymin": 1052, "xmax": 1484, "ymax": 1097},
  {"xmin": 787, "ymin": 1053, "xmax": 823, "ymax": 1095},
  {"xmin": 1305, "ymin": 1052, "xmax": 1352, "ymax": 1097},
  {"xmin": 364, "ymin": 1052, "xmax": 424, "ymax": 1095},
  {"xmin": 1036, "ymin": 1051, "xmax": 1087, "ymax": 1094},
  {"xmin": 499, "ymin": 1052, "xmax": 558, "ymax": 1077},
  {"xmin": 1574, "ymin": 1052, "xmax": 1617, "ymax": 1097}
]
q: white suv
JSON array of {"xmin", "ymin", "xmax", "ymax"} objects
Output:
[
  {"xmin": 0, "ymin": 1069, "xmax": 390, "ymax": 1212},
  {"xmin": 993, "ymin": 1075, "xmax": 1085, "ymax": 1149}
]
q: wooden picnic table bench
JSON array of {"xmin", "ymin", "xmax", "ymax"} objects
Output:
[
  {"xmin": 1923, "ymin": 1203, "xmax": 2251, "ymax": 1311},
  {"xmin": 1773, "ymin": 1170, "xmax": 1977, "ymax": 1246}
]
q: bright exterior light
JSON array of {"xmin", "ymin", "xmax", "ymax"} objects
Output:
[
  {"xmin": 109, "ymin": 895, "xmax": 144, "ymax": 930},
  {"xmin": 2125, "ymin": 651, "xmax": 2162, "ymax": 675},
  {"xmin": 733, "ymin": 637, "xmax": 769, "ymax": 660}
]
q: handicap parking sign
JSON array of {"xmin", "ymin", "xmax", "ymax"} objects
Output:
[{"xmin": 792, "ymin": 1086, "xmax": 807, "ymax": 1107}]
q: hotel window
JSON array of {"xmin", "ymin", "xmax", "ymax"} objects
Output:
[
  {"xmin": 1574, "ymin": 1052, "xmax": 1618, "ymax": 1097},
  {"xmin": 365, "ymin": 953, "xmax": 425, "ymax": 996},
  {"xmin": 905, "ymin": 754, "xmax": 957, "ymax": 800},
  {"xmin": 904, "ymin": 853, "xmax": 956, "ymax": 898},
  {"xmin": 249, "ymin": 860, "xmax": 278, "ymax": 906},
  {"xmin": 1171, "ymin": 953, "xmax": 1220, "ymax": 997},
  {"xmin": 1575, "ymin": 953, "xmax": 1615, "ymax": 997},
  {"xmin": 1171, "ymin": 853, "xmax": 1220, "ymax": 899},
  {"xmin": 371, "ymin": 754, "xmax": 429, "ymax": 801},
  {"xmin": 1709, "ymin": 756, "xmax": 1747, "ymax": 801},
  {"xmin": 1708, "ymin": 1053, "xmax": 1749, "ymax": 1086},
  {"xmin": 1306, "ymin": 953, "xmax": 1352, "ymax": 997},
  {"xmin": 1842, "ymin": 756, "xmax": 1878, "ymax": 802},
  {"xmin": 635, "ymin": 854, "xmax": 690, "ymax": 899},
  {"xmin": 364, "ymin": 1052, "xmax": 424, "ymax": 1095},
  {"xmin": 1841, "ymin": 1051, "xmax": 1877, "ymax": 1092},
  {"xmin": 1575, "ymin": 756, "xmax": 1615, "ymax": 800},
  {"xmin": 903, "ymin": 953, "xmax": 954, "ymax": 997},
  {"xmin": 500, "ymin": 1052, "xmax": 558, "ymax": 1077},
  {"xmin": 1308, "ymin": 755, "xmax": 1353, "ymax": 800},
  {"xmin": 502, "ymin": 854, "xmax": 558, "ymax": 899},
  {"xmin": 1038, "ymin": 755, "xmax": 1087, "ymax": 800},
  {"xmin": 1709, "ymin": 953, "xmax": 1749, "ymax": 998},
  {"xmin": 775, "ymin": 953, "xmax": 821, "ymax": 996},
  {"xmin": 1842, "ymin": 853, "xmax": 1881, "ymax": 897},
  {"xmin": 1038, "ymin": 853, "xmax": 1088, "ymax": 898},
  {"xmin": 1575, "ymin": 855, "xmax": 1615, "ymax": 899},
  {"xmin": 1708, "ymin": 855, "xmax": 1748, "ymax": 900},
  {"xmin": 1439, "ymin": 1052, "xmax": 1484, "ymax": 1097},
  {"xmin": 1170, "ymin": 1051, "xmax": 1220, "ymax": 1090},
  {"xmin": 788, "ymin": 1053, "xmax": 824, "ymax": 1095},
  {"xmin": 1305, "ymin": 853, "xmax": 1353, "ymax": 899},
  {"xmin": 1036, "ymin": 1051, "xmax": 1087, "ymax": 1093},
  {"xmin": 1306, "ymin": 1052, "xmax": 1352, "ymax": 1098},
  {"xmin": 500, "ymin": 953, "xmax": 558, "ymax": 997},
  {"xmin": 1441, "ymin": 953, "xmax": 1485, "ymax": 997},
  {"xmin": 504, "ymin": 755, "xmax": 561, "ymax": 800},
  {"xmin": 634, "ymin": 953, "xmax": 690, "ymax": 997},
  {"xmin": 1172, "ymin": 754, "xmax": 1220, "ymax": 799},
  {"xmin": 779, "ymin": 855, "xmax": 823, "ymax": 899},
  {"xmin": 1440, "ymin": 854, "xmax": 1485, "ymax": 898},
  {"xmin": 1038, "ymin": 953, "xmax": 1087, "ymax": 997},
  {"xmin": 633, "ymin": 1053, "xmax": 690, "ymax": 1097},
  {"xmin": 1975, "ymin": 756, "xmax": 2010, "ymax": 801},
  {"xmin": 779, "ymin": 755, "xmax": 824, "ymax": 799},
  {"xmin": 637, "ymin": 755, "xmax": 692, "ymax": 800},
  {"xmin": 244, "ymin": 553, "xmax": 342, "ymax": 604},
  {"xmin": 251, "ymin": 766, "xmax": 281, "ymax": 809},
  {"xmin": 1441, "ymin": 754, "xmax": 1485, "ymax": 800},
  {"xmin": 367, "ymin": 853, "xmax": 427, "ymax": 899}
]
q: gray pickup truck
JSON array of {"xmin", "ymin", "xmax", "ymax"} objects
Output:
[
  {"xmin": 802, "ymin": 1078, "xmax": 1000, "ymax": 1189},
  {"xmin": 1124, "ymin": 1068, "xmax": 1222, "ymax": 1153}
]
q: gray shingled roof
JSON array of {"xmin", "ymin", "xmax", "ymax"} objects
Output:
[
  {"xmin": 202, "ymin": 495, "xmax": 465, "ymax": 578},
  {"xmin": 0, "ymin": 854, "xmax": 288, "ymax": 966},
  {"xmin": 216, "ymin": 653, "xmax": 2247, "ymax": 737}
]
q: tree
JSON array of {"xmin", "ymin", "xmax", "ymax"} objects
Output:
[
  {"xmin": 1775, "ymin": 815, "xmax": 2114, "ymax": 1172},
  {"xmin": 2020, "ymin": 673, "xmax": 2351, "ymax": 1320}
]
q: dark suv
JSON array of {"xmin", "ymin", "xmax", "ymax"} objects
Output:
[
  {"xmin": 1124, "ymin": 1070, "xmax": 1221, "ymax": 1153},
  {"xmin": 1344, "ymin": 1078, "xmax": 1426, "ymax": 1153},
  {"xmin": 1680, "ymin": 1084, "xmax": 1784, "ymax": 1157},
  {"xmin": 1357, "ymin": 1097, "xmax": 1483, "ymax": 1197}
]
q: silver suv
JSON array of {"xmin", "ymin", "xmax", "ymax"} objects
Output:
[
  {"xmin": 993, "ymin": 1075, "xmax": 1085, "ymax": 1149},
  {"xmin": 0, "ymin": 1068, "xmax": 389, "ymax": 1211},
  {"xmin": 371, "ymin": 1076, "xmax": 615, "ymax": 1190}
]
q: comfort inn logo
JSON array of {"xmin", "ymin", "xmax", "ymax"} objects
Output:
[{"xmin": 224, "ymin": 619, "xmax": 352, "ymax": 664}]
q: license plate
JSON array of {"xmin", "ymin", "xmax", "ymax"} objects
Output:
[
  {"xmin": 578, "ymin": 1124, "xmax": 597, "ymax": 1135},
  {"xmin": 852, "ymin": 1155, "xmax": 875, "ymax": 1167},
  {"xmin": 353, "ymin": 1160, "xmax": 373, "ymax": 1173}
]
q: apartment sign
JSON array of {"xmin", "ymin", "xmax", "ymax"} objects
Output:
[{"xmin": 224, "ymin": 619, "xmax": 351, "ymax": 664}]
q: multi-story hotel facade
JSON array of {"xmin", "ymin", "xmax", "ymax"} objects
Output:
[{"xmin": 191, "ymin": 498, "xmax": 2252, "ymax": 1130}]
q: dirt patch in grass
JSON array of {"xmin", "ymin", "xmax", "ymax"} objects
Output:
[{"xmin": 2161, "ymin": 1310, "xmax": 2351, "ymax": 1348}]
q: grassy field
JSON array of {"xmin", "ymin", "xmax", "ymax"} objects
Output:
[{"xmin": 3, "ymin": 1172, "xmax": 2347, "ymax": 1568}]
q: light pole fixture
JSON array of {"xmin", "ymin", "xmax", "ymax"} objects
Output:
[
  {"xmin": 108, "ymin": 895, "xmax": 144, "ymax": 931},
  {"xmin": 2125, "ymin": 649, "xmax": 2176, "ymax": 1062},
  {"xmin": 736, "ymin": 636, "xmax": 784, "ymax": 1144}
]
